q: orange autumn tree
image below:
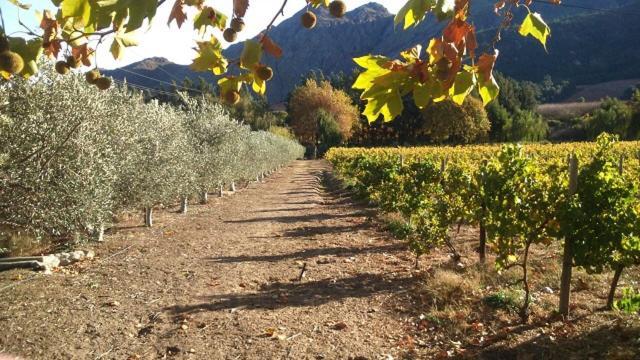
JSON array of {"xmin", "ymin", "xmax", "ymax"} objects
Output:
[{"xmin": 288, "ymin": 78, "xmax": 359, "ymax": 148}]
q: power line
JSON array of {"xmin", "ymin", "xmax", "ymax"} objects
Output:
[
  {"xmin": 533, "ymin": 0, "xmax": 640, "ymax": 16},
  {"xmin": 114, "ymin": 66, "xmax": 208, "ymax": 94},
  {"xmin": 111, "ymin": 78, "xmax": 181, "ymax": 98}
]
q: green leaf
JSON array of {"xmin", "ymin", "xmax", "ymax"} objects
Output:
[
  {"xmin": 478, "ymin": 76, "xmax": 499, "ymax": 106},
  {"xmin": 519, "ymin": 12, "xmax": 550, "ymax": 50},
  {"xmin": 352, "ymin": 55, "xmax": 392, "ymax": 89},
  {"xmin": 125, "ymin": 0, "xmax": 158, "ymax": 32},
  {"xmin": 61, "ymin": 0, "xmax": 92, "ymax": 24},
  {"xmin": 218, "ymin": 76, "xmax": 242, "ymax": 94},
  {"xmin": 240, "ymin": 40, "xmax": 262, "ymax": 70},
  {"xmin": 394, "ymin": 0, "xmax": 434, "ymax": 30},
  {"xmin": 10, "ymin": 37, "xmax": 43, "ymax": 78},
  {"xmin": 194, "ymin": 6, "xmax": 228, "ymax": 34},
  {"xmin": 413, "ymin": 78, "xmax": 445, "ymax": 108},
  {"xmin": 449, "ymin": 68, "xmax": 476, "ymax": 105}
]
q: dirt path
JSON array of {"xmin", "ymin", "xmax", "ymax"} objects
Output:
[{"xmin": 0, "ymin": 160, "xmax": 418, "ymax": 359}]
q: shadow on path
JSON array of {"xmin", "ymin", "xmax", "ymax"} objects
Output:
[
  {"xmin": 165, "ymin": 273, "xmax": 415, "ymax": 315},
  {"xmin": 224, "ymin": 212, "xmax": 370, "ymax": 224},
  {"xmin": 206, "ymin": 243, "xmax": 404, "ymax": 264}
]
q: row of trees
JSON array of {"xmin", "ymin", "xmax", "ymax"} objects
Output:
[
  {"xmin": 0, "ymin": 66, "xmax": 304, "ymax": 242},
  {"xmin": 328, "ymin": 134, "xmax": 640, "ymax": 321}
]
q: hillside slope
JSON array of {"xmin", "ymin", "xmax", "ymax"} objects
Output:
[{"xmin": 104, "ymin": 0, "xmax": 640, "ymax": 103}]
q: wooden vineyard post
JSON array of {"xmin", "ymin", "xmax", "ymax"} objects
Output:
[
  {"xmin": 559, "ymin": 153, "xmax": 578, "ymax": 317},
  {"xmin": 478, "ymin": 159, "xmax": 488, "ymax": 263},
  {"xmin": 607, "ymin": 155, "xmax": 625, "ymax": 309}
]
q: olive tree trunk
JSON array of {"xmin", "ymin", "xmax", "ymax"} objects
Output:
[
  {"xmin": 180, "ymin": 196, "xmax": 188, "ymax": 214},
  {"xmin": 144, "ymin": 207, "xmax": 153, "ymax": 227}
]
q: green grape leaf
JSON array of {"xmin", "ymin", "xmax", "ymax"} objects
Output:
[
  {"xmin": 218, "ymin": 76, "xmax": 242, "ymax": 94},
  {"xmin": 352, "ymin": 55, "xmax": 393, "ymax": 89},
  {"xmin": 476, "ymin": 52, "xmax": 500, "ymax": 106},
  {"xmin": 413, "ymin": 78, "xmax": 445, "ymax": 108},
  {"xmin": 353, "ymin": 54, "xmax": 413, "ymax": 122},
  {"xmin": 478, "ymin": 77, "xmax": 499, "ymax": 106},
  {"xmin": 362, "ymin": 89, "xmax": 403, "ymax": 123},
  {"xmin": 395, "ymin": 0, "xmax": 435, "ymax": 30},
  {"xmin": 125, "ymin": 0, "xmax": 158, "ymax": 32},
  {"xmin": 519, "ymin": 12, "xmax": 550, "ymax": 50},
  {"xmin": 194, "ymin": 6, "xmax": 228, "ymax": 34},
  {"xmin": 61, "ymin": 0, "xmax": 92, "ymax": 24},
  {"xmin": 240, "ymin": 40, "xmax": 262, "ymax": 70},
  {"xmin": 190, "ymin": 36, "xmax": 228, "ymax": 75},
  {"xmin": 7, "ymin": 37, "xmax": 43, "ymax": 78},
  {"xmin": 449, "ymin": 67, "xmax": 476, "ymax": 105}
]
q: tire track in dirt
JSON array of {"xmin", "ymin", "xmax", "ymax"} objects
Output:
[{"xmin": 0, "ymin": 160, "xmax": 417, "ymax": 359}]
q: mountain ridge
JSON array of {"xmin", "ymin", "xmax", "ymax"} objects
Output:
[{"xmin": 103, "ymin": 1, "xmax": 640, "ymax": 103}]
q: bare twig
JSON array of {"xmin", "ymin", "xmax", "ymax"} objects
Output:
[
  {"xmin": 297, "ymin": 262, "xmax": 307, "ymax": 281},
  {"xmin": 260, "ymin": 0, "xmax": 289, "ymax": 40}
]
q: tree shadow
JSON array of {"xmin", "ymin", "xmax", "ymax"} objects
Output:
[
  {"xmin": 279, "ymin": 223, "xmax": 372, "ymax": 238},
  {"xmin": 251, "ymin": 207, "xmax": 312, "ymax": 213},
  {"xmin": 206, "ymin": 243, "xmax": 404, "ymax": 264},
  {"xmin": 224, "ymin": 212, "xmax": 369, "ymax": 224},
  {"xmin": 164, "ymin": 272, "xmax": 415, "ymax": 316},
  {"xmin": 477, "ymin": 323, "xmax": 640, "ymax": 359}
]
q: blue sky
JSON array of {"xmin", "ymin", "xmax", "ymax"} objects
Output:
[{"xmin": 1, "ymin": 1, "xmax": 403, "ymax": 69}]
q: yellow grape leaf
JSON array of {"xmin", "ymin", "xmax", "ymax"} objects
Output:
[
  {"xmin": 395, "ymin": 0, "xmax": 434, "ymax": 30},
  {"xmin": 8, "ymin": 0, "xmax": 31, "ymax": 9},
  {"xmin": 400, "ymin": 45, "xmax": 422, "ymax": 62},
  {"xmin": 308, "ymin": 0, "xmax": 329, "ymax": 8},
  {"xmin": 110, "ymin": 32, "xmax": 138, "ymax": 60},
  {"xmin": 252, "ymin": 76, "xmax": 266, "ymax": 95},
  {"xmin": 240, "ymin": 40, "xmax": 262, "ymax": 70},
  {"xmin": 191, "ymin": 36, "xmax": 228, "ymax": 75},
  {"xmin": 519, "ymin": 12, "xmax": 550, "ymax": 50},
  {"xmin": 449, "ymin": 67, "xmax": 475, "ymax": 105}
]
